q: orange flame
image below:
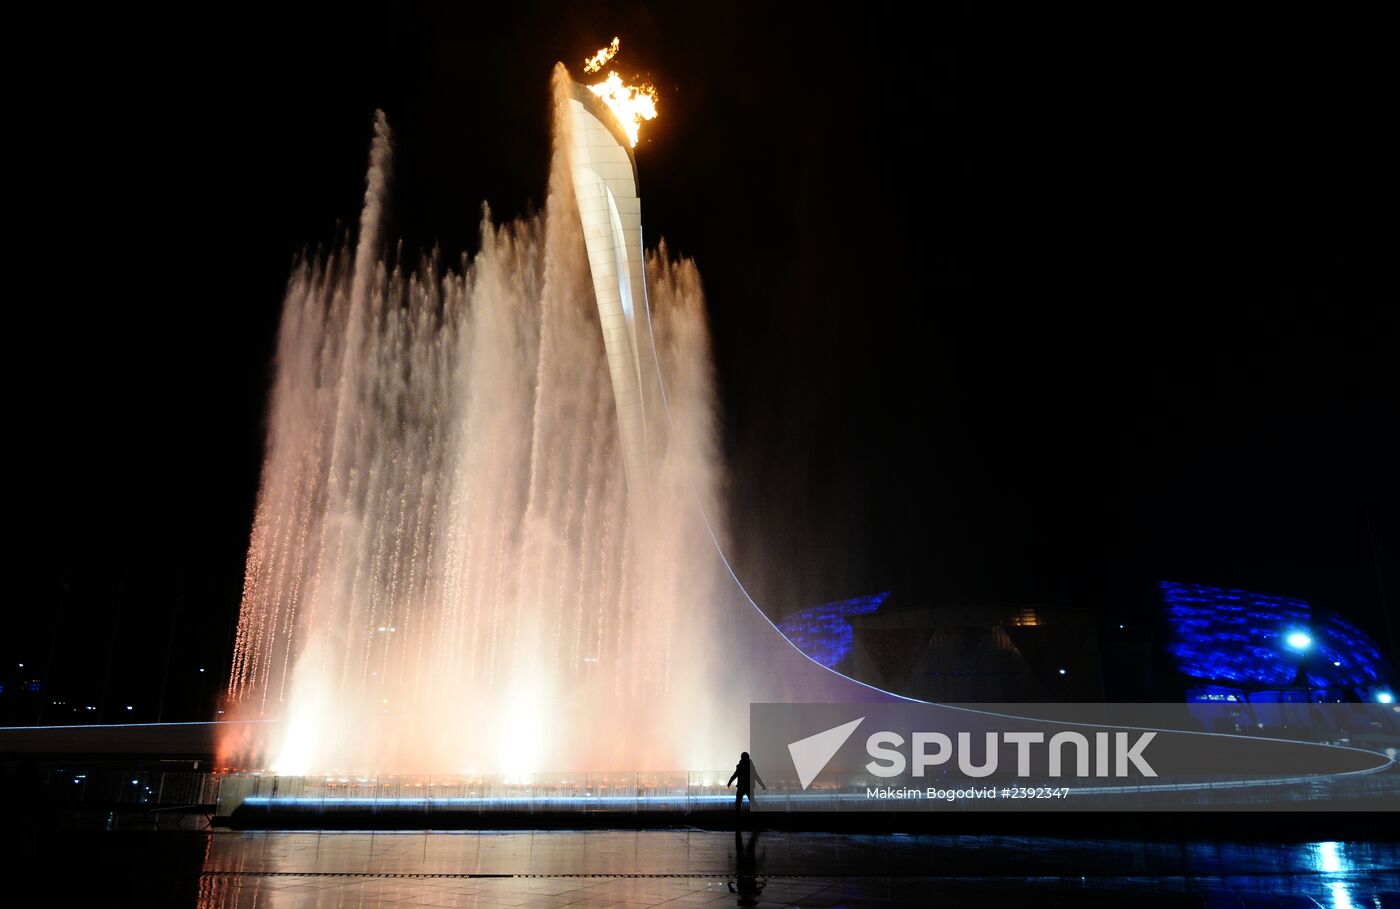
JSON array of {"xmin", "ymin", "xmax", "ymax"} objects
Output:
[
  {"xmin": 587, "ymin": 73, "xmax": 658, "ymax": 148},
  {"xmin": 583, "ymin": 37, "xmax": 620, "ymax": 74},
  {"xmin": 581, "ymin": 37, "xmax": 659, "ymax": 147}
]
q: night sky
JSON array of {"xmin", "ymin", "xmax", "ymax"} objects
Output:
[{"xmin": 10, "ymin": 6, "xmax": 1395, "ymax": 722}]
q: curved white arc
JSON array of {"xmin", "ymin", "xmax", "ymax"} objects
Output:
[
  {"xmin": 569, "ymin": 81, "xmax": 1397, "ymax": 778},
  {"xmin": 633, "ymin": 221, "xmax": 922, "ymax": 704},
  {"xmin": 633, "ymin": 233, "xmax": 1400, "ymax": 777}
]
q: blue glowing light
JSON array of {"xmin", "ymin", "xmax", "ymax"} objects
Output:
[
  {"xmin": 1379, "ymin": 692, "xmax": 1395, "ymax": 705},
  {"xmin": 1161, "ymin": 581, "xmax": 1393, "ymax": 702},
  {"xmin": 776, "ymin": 593, "xmax": 890, "ymax": 669}
]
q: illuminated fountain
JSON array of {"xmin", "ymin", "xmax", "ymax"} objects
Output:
[
  {"xmin": 220, "ymin": 44, "xmax": 898, "ymax": 785},
  {"xmin": 209, "ymin": 50, "xmax": 1397, "ymax": 823}
]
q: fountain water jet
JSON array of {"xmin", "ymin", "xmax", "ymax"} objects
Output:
[
  {"xmin": 221, "ymin": 66, "xmax": 904, "ymax": 777},
  {"xmin": 222, "ymin": 69, "xmax": 730, "ymax": 774}
]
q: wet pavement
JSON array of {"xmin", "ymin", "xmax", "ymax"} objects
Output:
[{"xmin": 12, "ymin": 827, "xmax": 1399, "ymax": 907}]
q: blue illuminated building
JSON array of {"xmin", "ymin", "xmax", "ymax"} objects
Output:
[
  {"xmin": 777, "ymin": 593, "xmax": 889, "ymax": 670},
  {"xmin": 1161, "ymin": 580, "xmax": 1394, "ymax": 703}
]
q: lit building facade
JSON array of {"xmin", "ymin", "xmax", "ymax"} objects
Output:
[{"xmin": 1161, "ymin": 580, "xmax": 1394, "ymax": 703}]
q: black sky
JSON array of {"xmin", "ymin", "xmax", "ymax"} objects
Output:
[{"xmin": 10, "ymin": 5, "xmax": 1396, "ymax": 720}]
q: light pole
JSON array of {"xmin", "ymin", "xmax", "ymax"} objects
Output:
[
  {"xmin": 1284, "ymin": 629, "xmax": 1320, "ymax": 739},
  {"xmin": 1285, "ymin": 630, "xmax": 1313, "ymax": 703}
]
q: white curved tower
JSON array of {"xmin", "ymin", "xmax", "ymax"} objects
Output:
[{"xmin": 562, "ymin": 80, "xmax": 659, "ymax": 498}]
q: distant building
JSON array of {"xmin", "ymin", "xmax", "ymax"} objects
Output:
[
  {"xmin": 1161, "ymin": 580, "xmax": 1394, "ymax": 704},
  {"xmin": 779, "ymin": 597, "xmax": 1102, "ymax": 701},
  {"xmin": 775, "ymin": 580, "xmax": 1395, "ymax": 705},
  {"xmin": 776, "ymin": 593, "xmax": 889, "ymax": 670}
]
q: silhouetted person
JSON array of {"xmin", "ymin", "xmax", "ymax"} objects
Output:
[{"xmin": 727, "ymin": 751, "xmax": 766, "ymax": 815}]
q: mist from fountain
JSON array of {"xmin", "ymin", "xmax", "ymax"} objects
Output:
[{"xmin": 221, "ymin": 75, "xmax": 731, "ymax": 774}]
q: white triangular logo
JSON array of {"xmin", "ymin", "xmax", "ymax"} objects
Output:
[{"xmin": 788, "ymin": 717, "xmax": 864, "ymax": 789}]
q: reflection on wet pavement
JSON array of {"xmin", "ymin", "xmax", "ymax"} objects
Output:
[{"xmin": 29, "ymin": 828, "xmax": 1400, "ymax": 907}]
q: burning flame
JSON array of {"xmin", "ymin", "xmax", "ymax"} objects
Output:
[
  {"xmin": 582, "ymin": 37, "xmax": 659, "ymax": 147},
  {"xmin": 583, "ymin": 37, "xmax": 620, "ymax": 74},
  {"xmin": 587, "ymin": 73, "xmax": 659, "ymax": 147}
]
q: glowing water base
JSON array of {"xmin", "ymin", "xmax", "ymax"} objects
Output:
[{"xmin": 221, "ymin": 64, "xmax": 899, "ymax": 777}]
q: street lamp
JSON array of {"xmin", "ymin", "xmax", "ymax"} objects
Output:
[{"xmin": 1285, "ymin": 629, "xmax": 1313, "ymax": 704}]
